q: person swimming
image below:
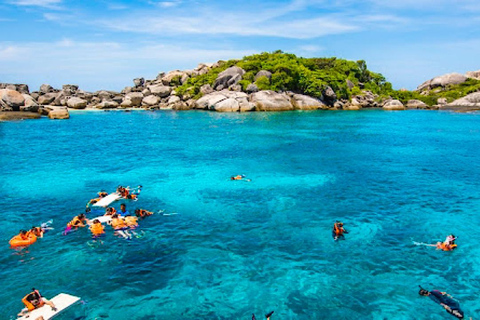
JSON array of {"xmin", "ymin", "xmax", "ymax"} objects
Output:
[
  {"xmin": 135, "ymin": 209, "xmax": 154, "ymax": 219},
  {"xmin": 230, "ymin": 174, "xmax": 251, "ymax": 182},
  {"xmin": 18, "ymin": 288, "xmax": 56, "ymax": 317},
  {"xmin": 118, "ymin": 203, "xmax": 130, "ymax": 216},
  {"xmin": 27, "ymin": 226, "xmax": 44, "ymax": 238},
  {"xmin": 419, "ymin": 286, "xmax": 467, "ymax": 319},
  {"xmin": 104, "ymin": 207, "xmax": 117, "ymax": 216},
  {"xmin": 89, "ymin": 219, "xmax": 105, "ymax": 239},
  {"xmin": 109, "ymin": 213, "xmax": 132, "ymax": 239},
  {"xmin": 252, "ymin": 311, "xmax": 274, "ymax": 320},
  {"xmin": 64, "ymin": 213, "xmax": 89, "ymax": 235},
  {"xmin": 332, "ymin": 221, "xmax": 348, "ymax": 240},
  {"xmin": 436, "ymin": 235, "xmax": 457, "ymax": 251},
  {"xmin": 124, "ymin": 214, "xmax": 140, "ymax": 237}
]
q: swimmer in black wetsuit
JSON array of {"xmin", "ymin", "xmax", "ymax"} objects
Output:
[
  {"xmin": 252, "ymin": 311, "xmax": 274, "ymax": 320},
  {"xmin": 419, "ymin": 286, "xmax": 470, "ymax": 319}
]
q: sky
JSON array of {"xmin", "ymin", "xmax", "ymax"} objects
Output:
[{"xmin": 0, "ymin": 0, "xmax": 479, "ymax": 92}]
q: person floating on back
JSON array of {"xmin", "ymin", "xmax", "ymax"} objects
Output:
[
  {"xmin": 231, "ymin": 174, "xmax": 251, "ymax": 182},
  {"xmin": 436, "ymin": 235, "xmax": 458, "ymax": 251},
  {"xmin": 418, "ymin": 286, "xmax": 469, "ymax": 319},
  {"xmin": 18, "ymin": 288, "xmax": 56, "ymax": 317},
  {"xmin": 332, "ymin": 221, "xmax": 348, "ymax": 240}
]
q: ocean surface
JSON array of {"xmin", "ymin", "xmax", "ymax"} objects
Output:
[{"xmin": 1, "ymin": 109, "xmax": 479, "ymax": 319}]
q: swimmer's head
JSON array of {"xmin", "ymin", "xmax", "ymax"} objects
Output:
[{"xmin": 418, "ymin": 286, "xmax": 429, "ymax": 296}]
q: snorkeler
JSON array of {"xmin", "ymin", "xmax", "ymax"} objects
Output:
[
  {"xmin": 418, "ymin": 286, "xmax": 469, "ymax": 319},
  {"xmin": 64, "ymin": 213, "xmax": 89, "ymax": 235},
  {"xmin": 332, "ymin": 221, "xmax": 348, "ymax": 240},
  {"xmin": 110, "ymin": 213, "xmax": 132, "ymax": 239},
  {"xmin": 89, "ymin": 219, "xmax": 105, "ymax": 239},
  {"xmin": 231, "ymin": 174, "xmax": 251, "ymax": 182},
  {"xmin": 252, "ymin": 311, "xmax": 274, "ymax": 320},
  {"xmin": 18, "ymin": 288, "xmax": 56, "ymax": 317},
  {"xmin": 135, "ymin": 209, "xmax": 154, "ymax": 219}
]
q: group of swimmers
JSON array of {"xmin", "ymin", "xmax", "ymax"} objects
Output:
[
  {"xmin": 86, "ymin": 185, "xmax": 142, "ymax": 208},
  {"xmin": 65, "ymin": 203, "xmax": 154, "ymax": 240},
  {"xmin": 9, "ymin": 222, "xmax": 53, "ymax": 248},
  {"xmin": 332, "ymin": 221, "xmax": 468, "ymax": 318}
]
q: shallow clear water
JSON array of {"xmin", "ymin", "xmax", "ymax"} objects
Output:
[{"xmin": 1, "ymin": 110, "xmax": 480, "ymax": 319}]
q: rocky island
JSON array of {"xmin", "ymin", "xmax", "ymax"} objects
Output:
[{"xmin": 1, "ymin": 51, "xmax": 479, "ymax": 120}]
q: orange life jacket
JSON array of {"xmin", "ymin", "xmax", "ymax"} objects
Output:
[
  {"xmin": 90, "ymin": 223, "xmax": 105, "ymax": 235},
  {"xmin": 22, "ymin": 291, "xmax": 44, "ymax": 311},
  {"xmin": 68, "ymin": 216, "xmax": 84, "ymax": 228},
  {"xmin": 28, "ymin": 227, "xmax": 42, "ymax": 237},
  {"xmin": 437, "ymin": 242, "xmax": 457, "ymax": 251},
  {"xmin": 333, "ymin": 223, "xmax": 344, "ymax": 236},
  {"xmin": 124, "ymin": 216, "xmax": 138, "ymax": 227},
  {"xmin": 111, "ymin": 218, "xmax": 127, "ymax": 230}
]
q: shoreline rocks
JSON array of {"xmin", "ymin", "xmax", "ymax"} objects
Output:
[{"xmin": 2, "ymin": 63, "xmax": 479, "ymax": 121}]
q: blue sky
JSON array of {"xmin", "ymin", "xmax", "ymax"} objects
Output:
[{"xmin": 1, "ymin": 0, "xmax": 479, "ymax": 92}]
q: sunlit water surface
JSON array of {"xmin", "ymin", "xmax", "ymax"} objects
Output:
[{"xmin": 1, "ymin": 110, "xmax": 479, "ymax": 319}]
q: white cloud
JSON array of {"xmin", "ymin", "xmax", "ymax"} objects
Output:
[{"xmin": 6, "ymin": 0, "xmax": 62, "ymax": 9}]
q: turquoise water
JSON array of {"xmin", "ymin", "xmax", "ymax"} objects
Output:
[{"xmin": 1, "ymin": 110, "xmax": 480, "ymax": 319}]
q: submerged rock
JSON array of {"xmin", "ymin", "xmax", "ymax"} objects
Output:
[{"xmin": 0, "ymin": 111, "xmax": 41, "ymax": 120}]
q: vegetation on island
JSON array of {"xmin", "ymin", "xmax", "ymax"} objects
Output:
[{"xmin": 176, "ymin": 51, "xmax": 480, "ymax": 106}]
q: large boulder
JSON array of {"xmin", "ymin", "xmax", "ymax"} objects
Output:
[
  {"xmin": 0, "ymin": 83, "xmax": 29, "ymax": 94},
  {"xmin": 21, "ymin": 94, "xmax": 39, "ymax": 112},
  {"xmin": 417, "ymin": 73, "xmax": 468, "ymax": 91},
  {"xmin": 133, "ymin": 77, "xmax": 145, "ymax": 88},
  {"xmin": 195, "ymin": 90, "xmax": 254, "ymax": 112},
  {"xmin": 96, "ymin": 100, "xmax": 119, "ymax": 109},
  {"xmin": 250, "ymin": 90, "xmax": 293, "ymax": 111},
  {"xmin": 322, "ymin": 86, "xmax": 337, "ymax": 105},
  {"xmin": 0, "ymin": 89, "xmax": 25, "ymax": 110},
  {"xmin": 444, "ymin": 92, "xmax": 480, "ymax": 111},
  {"xmin": 39, "ymin": 84, "xmax": 53, "ymax": 94},
  {"xmin": 246, "ymin": 83, "xmax": 259, "ymax": 93},
  {"xmin": 148, "ymin": 84, "xmax": 172, "ymax": 98},
  {"xmin": 47, "ymin": 106, "xmax": 69, "ymax": 119},
  {"xmin": 406, "ymin": 99, "xmax": 428, "ymax": 109},
  {"xmin": 254, "ymin": 70, "xmax": 272, "ymax": 81},
  {"xmin": 291, "ymin": 94, "xmax": 327, "ymax": 110},
  {"xmin": 67, "ymin": 97, "xmax": 87, "ymax": 109},
  {"xmin": 200, "ymin": 84, "xmax": 213, "ymax": 95},
  {"xmin": 62, "ymin": 84, "xmax": 78, "ymax": 95},
  {"xmin": 142, "ymin": 95, "xmax": 160, "ymax": 106},
  {"xmin": 162, "ymin": 71, "xmax": 186, "ymax": 85},
  {"xmin": 213, "ymin": 66, "xmax": 245, "ymax": 90},
  {"xmin": 466, "ymin": 70, "xmax": 480, "ymax": 80},
  {"xmin": 122, "ymin": 92, "xmax": 144, "ymax": 107},
  {"xmin": 38, "ymin": 93, "xmax": 57, "ymax": 105},
  {"xmin": 383, "ymin": 99, "xmax": 405, "ymax": 110}
]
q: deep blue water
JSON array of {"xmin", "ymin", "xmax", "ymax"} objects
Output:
[{"xmin": 1, "ymin": 109, "xmax": 480, "ymax": 319}]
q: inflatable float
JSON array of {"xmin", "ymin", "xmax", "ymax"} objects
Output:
[
  {"xmin": 92, "ymin": 192, "xmax": 121, "ymax": 208},
  {"xmin": 17, "ymin": 293, "xmax": 80, "ymax": 320},
  {"xmin": 9, "ymin": 233, "xmax": 37, "ymax": 248}
]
